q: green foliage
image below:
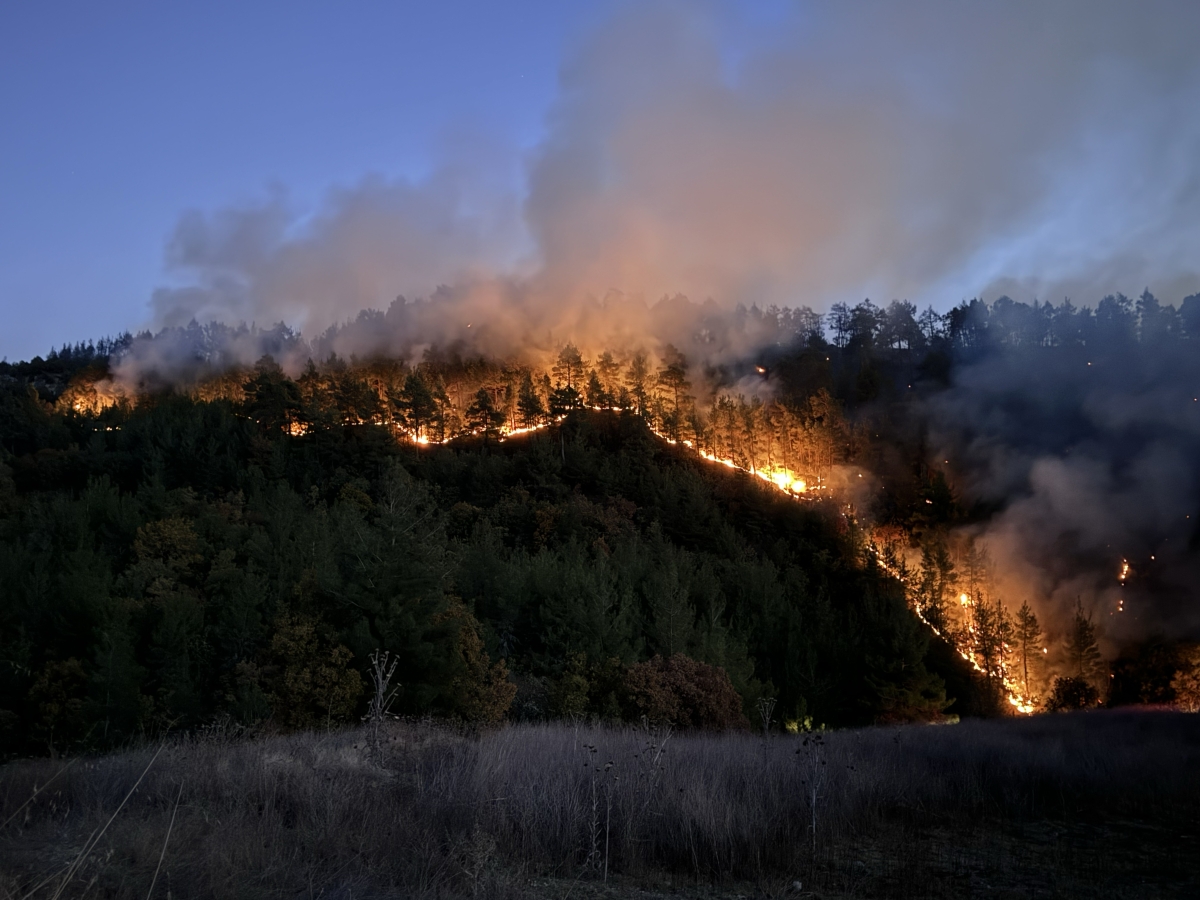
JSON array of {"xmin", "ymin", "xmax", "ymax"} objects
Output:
[
  {"xmin": 0, "ymin": 347, "xmax": 962, "ymax": 755},
  {"xmin": 265, "ymin": 615, "xmax": 364, "ymax": 730}
]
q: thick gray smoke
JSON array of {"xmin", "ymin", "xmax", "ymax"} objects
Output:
[
  {"xmin": 143, "ymin": 0, "xmax": 1200, "ymax": 364},
  {"xmin": 926, "ymin": 332, "xmax": 1200, "ymax": 648}
]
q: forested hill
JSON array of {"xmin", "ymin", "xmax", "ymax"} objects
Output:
[
  {"xmin": 3, "ymin": 289, "xmax": 1198, "ymax": 756},
  {"xmin": 0, "ymin": 388, "xmax": 965, "ymax": 757}
]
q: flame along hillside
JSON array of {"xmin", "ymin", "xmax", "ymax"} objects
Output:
[
  {"xmin": 70, "ymin": 335, "xmax": 1103, "ymax": 715},
  {"xmin": 48, "ymin": 348, "xmax": 1026, "ymax": 714},
  {"xmin": 2, "ymin": 345, "xmax": 989, "ymax": 754}
]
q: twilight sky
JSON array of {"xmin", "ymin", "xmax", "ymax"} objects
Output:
[
  {"xmin": 3, "ymin": 0, "xmax": 1199, "ymax": 361},
  {"xmin": 0, "ymin": 0, "xmax": 607, "ymax": 359}
]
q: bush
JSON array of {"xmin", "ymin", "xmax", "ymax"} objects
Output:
[
  {"xmin": 1046, "ymin": 675, "xmax": 1100, "ymax": 711},
  {"xmin": 622, "ymin": 654, "xmax": 750, "ymax": 729},
  {"xmin": 1170, "ymin": 644, "xmax": 1200, "ymax": 712}
]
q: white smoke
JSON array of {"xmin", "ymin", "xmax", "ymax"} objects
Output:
[{"xmin": 141, "ymin": 0, "xmax": 1200, "ymax": 354}]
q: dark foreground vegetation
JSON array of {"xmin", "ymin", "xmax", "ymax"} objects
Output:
[{"xmin": 2, "ymin": 711, "xmax": 1197, "ymax": 899}]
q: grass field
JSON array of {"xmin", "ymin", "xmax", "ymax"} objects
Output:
[{"xmin": 2, "ymin": 710, "xmax": 1197, "ymax": 899}]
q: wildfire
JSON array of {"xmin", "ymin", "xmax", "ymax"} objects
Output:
[{"xmin": 866, "ymin": 542, "xmax": 1037, "ymax": 716}]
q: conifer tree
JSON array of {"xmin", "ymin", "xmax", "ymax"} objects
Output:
[
  {"xmin": 516, "ymin": 371, "xmax": 546, "ymax": 426},
  {"xmin": 552, "ymin": 343, "xmax": 585, "ymax": 390},
  {"xmin": 584, "ymin": 370, "xmax": 611, "ymax": 408},
  {"xmin": 1014, "ymin": 601, "xmax": 1043, "ymax": 701},
  {"xmin": 626, "ymin": 353, "xmax": 651, "ymax": 417},
  {"xmin": 466, "ymin": 388, "xmax": 506, "ymax": 442},
  {"xmin": 595, "ymin": 351, "xmax": 622, "ymax": 397},
  {"xmin": 1066, "ymin": 598, "xmax": 1104, "ymax": 686},
  {"xmin": 395, "ymin": 372, "xmax": 437, "ymax": 437}
]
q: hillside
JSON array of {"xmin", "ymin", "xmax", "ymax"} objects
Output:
[{"xmin": 0, "ymin": 380, "xmax": 970, "ymax": 756}]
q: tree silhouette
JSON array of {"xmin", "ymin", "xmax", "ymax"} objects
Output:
[
  {"xmin": 552, "ymin": 343, "xmax": 585, "ymax": 390},
  {"xmin": 1013, "ymin": 601, "xmax": 1043, "ymax": 702},
  {"xmin": 625, "ymin": 353, "xmax": 651, "ymax": 417},
  {"xmin": 466, "ymin": 388, "xmax": 505, "ymax": 442},
  {"xmin": 1065, "ymin": 598, "xmax": 1103, "ymax": 686},
  {"xmin": 394, "ymin": 372, "xmax": 437, "ymax": 438},
  {"xmin": 516, "ymin": 371, "xmax": 546, "ymax": 426},
  {"xmin": 243, "ymin": 355, "xmax": 301, "ymax": 433}
]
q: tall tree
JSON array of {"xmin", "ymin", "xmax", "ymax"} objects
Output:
[
  {"xmin": 516, "ymin": 371, "xmax": 546, "ymax": 427},
  {"xmin": 394, "ymin": 372, "xmax": 437, "ymax": 438},
  {"xmin": 1013, "ymin": 601, "xmax": 1043, "ymax": 702},
  {"xmin": 243, "ymin": 356, "xmax": 302, "ymax": 433},
  {"xmin": 466, "ymin": 388, "xmax": 506, "ymax": 442},
  {"xmin": 1066, "ymin": 598, "xmax": 1104, "ymax": 686},
  {"xmin": 625, "ymin": 353, "xmax": 652, "ymax": 417},
  {"xmin": 595, "ymin": 351, "xmax": 622, "ymax": 397},
  {"xmin": 655, "ymin": 346, "xmax": 691, "ymax": 419},
  {"xmin": 584, "ymin": 370, "xmax": 611, "ymax": 408},
  {"xmin": 552, "ymin": 343, "xmax": 585, "ymax": 390}
]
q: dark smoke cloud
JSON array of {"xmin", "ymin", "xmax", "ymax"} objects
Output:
[{"xmin": 926, "ymin": 336, "xmax": 1200, "ymax": 647}]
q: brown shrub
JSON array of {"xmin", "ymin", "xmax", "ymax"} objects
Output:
[
  {"xmin": 435, "ymin": 602, "xmax": 517, "ymax": 724},
  {"xmin": 621, "ymin": 654, "xmax": 749, "ymax": 730}
]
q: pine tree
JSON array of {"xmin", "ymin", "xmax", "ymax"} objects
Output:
[
  {"xmin": 1013, "ymin": 601, "xmax": 1043, "ymax": 702},
  {"xmin": 466, "ymin": 388, "xmax": 506, "ymax": 442},
  {"xmin": 394, "ymin": 372, "xmax": 437, "ymax": 438},
  {"xmin": 626, "ymin": 353, "xmax": 651, "ymax": 417},
  {"xmin": 516, "ymin": 371, "xmax": 546, "ymax": 426},
  {"xmin": 584, "ymin": 370, "xmax": 611, "ymax": 408},
  {"xmin": 552, "ymin": 343, "xmax": 585, "ymax": 390},
  {"xmin": 915, "ymin": 541, "xmax": 954, "ymax": 632},
  {"xmin": 1065, "ymin": 598, "xmax": 1104, "ymax": 686},
  {"xmin": 595, "ymin": 351, "xmax": 622, "ymax": 398}
]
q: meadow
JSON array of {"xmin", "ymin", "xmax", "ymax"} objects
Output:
[{"xmin": 1, "ymin": 710, "xmax": 1197, "ymax": 899}]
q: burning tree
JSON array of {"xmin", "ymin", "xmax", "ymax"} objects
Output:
[
  {"xmin": 1013, "ymin": 601, "xmax": 1044, "ymax": 705},
  {"xmin": 914, "ymin": 540, "xmax": 956, "ymax": 632}
]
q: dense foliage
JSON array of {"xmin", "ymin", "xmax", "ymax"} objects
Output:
[
  {"xmin": 0, "ymin": 397, "xmax": 959, "ymax": 756},
  {"xmin": 4, "ymin": 288, "xmax": 1198, "ymax": 755}
]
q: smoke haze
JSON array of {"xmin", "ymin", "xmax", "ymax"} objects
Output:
[
  {"xmin": 926, "ymin": 335, "xmax": 1200, "ymax": 649},
  {"xmin": 133, "ymin": 2, "xmax": 1200, "ymax": 649},
  {"xmin": 148, "ymin": 0, "xmax": 1200, "ymax": 352}
]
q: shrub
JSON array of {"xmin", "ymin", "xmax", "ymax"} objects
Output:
[
  {"xmin": 435, "ymin": 602, "xmax": 517, "ymax": 724},
  {"xmin": 266, "ymin": 615, "xmax": 364, "ymax": 729},
  {"xmin": 621, "ymin": 654, "xmax": 749, "ymax": 729},
  {"xmin": 1046, "ymin": 675, "xmax": 1100, "ymax": 711},
  {"xmin": 1170, "ymin": 644, "xmax": 1200, "ymax": 712}
]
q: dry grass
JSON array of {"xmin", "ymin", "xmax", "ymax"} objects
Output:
[{"xmin": 1, "ymin": 710, "xmax": 1197, "ymax": 899}]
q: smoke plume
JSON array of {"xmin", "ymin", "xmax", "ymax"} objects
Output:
[
  {"xmin": 143, "ymin": 0, "xmax": 1200, "ymax": 361},
  {"xmin": 927, "ymin": 332, "xmax": 1200, "ymax": 648},
  {"xmin": 127, "ymin": 1, "xmax": 1200, "ymax": 647}
]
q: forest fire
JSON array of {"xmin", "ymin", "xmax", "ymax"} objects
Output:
[
  {"xmin": 41, "ymin": 294, "xmax": 1182, "ymax": 725},
  {"xmin": 865, "ymin": 535, "xmax": 1039, "ymax": 715}
]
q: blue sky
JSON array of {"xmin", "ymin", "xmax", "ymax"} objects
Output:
[{"xmin": 0, "ymin": 1, "xmax": 607, "ymax": 360}]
